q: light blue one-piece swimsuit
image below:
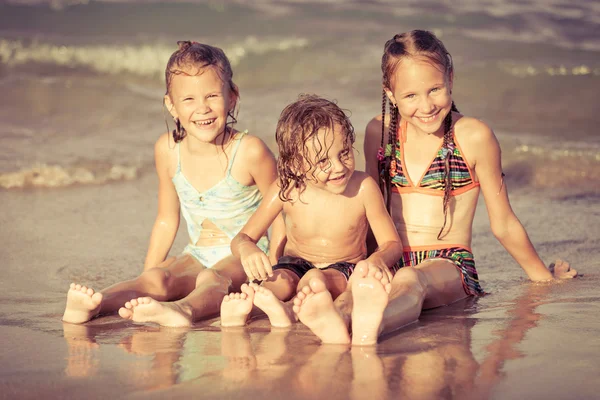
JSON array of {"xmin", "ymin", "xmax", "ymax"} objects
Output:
[{"xmin": 172, "ymin": 131, "xmax": 269, "ymax": 267}]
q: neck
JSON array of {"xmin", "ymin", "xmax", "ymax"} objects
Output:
[{"xmin": 184, "ymin": 128, "xmax": 231, "ymax": 156}]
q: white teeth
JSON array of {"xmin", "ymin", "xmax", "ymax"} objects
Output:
[
  {"xmin": 417, "ymin": 113, "xmax": 438, "ymax": 122},
  {"xmin": 194, "ymin": 119, "xmax": 215, "ymax": 126}
]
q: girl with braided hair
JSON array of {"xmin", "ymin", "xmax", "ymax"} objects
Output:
[
  {"xmin": 356, "ymin": 30, "xmax": 577, "ymax": 345},
  {"xmin": 62, "ymin": 41, "xmax": 284, "ymax": 326}
]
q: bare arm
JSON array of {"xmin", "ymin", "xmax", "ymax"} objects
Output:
[
  {"xmin": 364, "ymin": 116, "xmax": 388, "ymax": 254},
  {"xmin": 143, "ymin": 134, "xmax": 180, "ymax": 270},
  {"xmin": 231, "ymin": 178, "xmax": 285, "ymax": 281},
  {"xmin": 242, "ymin": 135, "xmax": 287, "ymax": 265},
  {"xmin": 364, "ymin": 115, "xmax": 385, "ymax": 184},
  {"xmin": 361, "ymin": 175, "xmax": 403, "ymax": 280},
  {"xmin": 467, "ymin": 119, "xmax": 576, "ymax": 281}
]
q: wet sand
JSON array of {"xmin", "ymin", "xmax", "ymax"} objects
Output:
[{"xmin": 1, "ymin": 171, "xmax": 599, "ymax": 400}]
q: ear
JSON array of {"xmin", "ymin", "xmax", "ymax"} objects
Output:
[
  {"xmin": 383, "ymin": 86, "xmax": 397, "ymax": 107},
  {"xmin": 228, "ymin": 83, "xmax": 239, "ymax": 112},
  {"xmin": 447, "ymin": 70, "xmax": 454, "ymax": 92},
  {"xmin": 164, "ymin": 94, "xmax": 178, "ymax": 119}
]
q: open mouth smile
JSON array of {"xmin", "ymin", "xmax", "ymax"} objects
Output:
[{"xmin": 193, "ymin": 118, "xmax": 216, "ymax": 127}]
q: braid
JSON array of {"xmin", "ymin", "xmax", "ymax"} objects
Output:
[
  {"xmin": 385, "ymin": 100, "xmax": 398, "ymax": 211},
  {"xmin": 437, "ymin": 105, "xmax": 456, "ymax": 240},
  {"xmin": 379, "ymin": 90, "xmax": 387, "ymax": 193}
]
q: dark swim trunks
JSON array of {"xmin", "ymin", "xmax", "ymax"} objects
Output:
[{"xmin": 272, "ymin": 255, "xmax": 356, "ymax": 280}]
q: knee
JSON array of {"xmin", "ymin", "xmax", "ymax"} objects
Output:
[
  {"xmin": 302, "ymin": 268, "xmax": 325, "ymax": 281},
  {"xmin": 195, "ymin": 269, "xmax": 232, "ymax": 291},
  {"xmin": 391, "ymin": 267, "xmax": 427, "ymax": 296},
  {"xmin": 139, "ymin": 268, "xmax": 171, "ymax": 298}
]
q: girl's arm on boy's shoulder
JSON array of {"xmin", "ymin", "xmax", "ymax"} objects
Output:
[
  {"xmin": 463, "ymin": 119, "xmax": 576, "ymax": 281},
  {"xmin": 144, "ymin": 133, "xmax": 181, "ymax": 270},
  {"xmin": 360, "ymin": 173, "xmax": 403, "ymax": 280}
]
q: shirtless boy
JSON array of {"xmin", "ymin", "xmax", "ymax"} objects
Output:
[{"xmin": 220, "ymin": 94, "xmax": 403, "ymax": 344}]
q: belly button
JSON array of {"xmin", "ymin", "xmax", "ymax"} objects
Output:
[{"xmin": 199, "ymin": 196, "xmax": 203, "ymax": 201}]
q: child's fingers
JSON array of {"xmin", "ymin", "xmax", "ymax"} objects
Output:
[
  {"xmin": 262, "ymin": 256, "xmax": 274, "ymax": 277},
  {"xmin": 243, "ymin": 261, "xmax": 260, "ymax": 281}
]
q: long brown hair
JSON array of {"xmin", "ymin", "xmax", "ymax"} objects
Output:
[
  {"xmin": 380, "ymin": 30, "xmax": 459, "ymax": 239},
  {"xmin": 164, "ymin": 41, "xmax": 239, "ymax": 143}
]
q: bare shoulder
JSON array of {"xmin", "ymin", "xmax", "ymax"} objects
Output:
[
  {"xmin": 154, "ymin": 132, "xmax": 177, "ymax": 158},
  {"xmin": 236, "ymin": 132, "xmax": 275, "ymax": 163},
  {"xmin": 365, "ymin": 114, "xmax": 386, "ymax": 143},
  {"xmin": 454, "ymin": 116, "xmax": 497, "ymax": 147},
  {"xmin": 349, "ymin": 170, "xmax": 379, "ymax": 193},
  {"xmin": 365, "ymin": 114, "xmax": 383, "ymax": 135}
]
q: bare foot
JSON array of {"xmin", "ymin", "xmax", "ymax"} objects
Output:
[
  {"xmin": 118, "ymin": 297, "xmax": 192, "ymax": 327},
  {"xmin": 351, "ymin": 263, "xmax": 390, "ymax": 346},
  {"xmin": 293, "ymin": 278, "xmax": 350, "ymax": 344},
  {"xmin": 62, "ymin": 283, "xmax": 103, "ymax": 324},
  {"xmin": 549, "ymin": 259, "xmax": 577, "ymax": 279},
  {"xmin": 220, "ymin": 284, "xmax": 255, "ymax": 327},
  {"xmin": 251, "ymin": 282, "xmax": 295, "ymax": 328}
]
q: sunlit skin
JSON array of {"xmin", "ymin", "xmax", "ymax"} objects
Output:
[
  {"xmin": 164, "ymin": 66, "xmax": 235, "ymax": 150},
  {"xmin": 222, "ymin": 123, "xmax": 403, "ymax": 344},
  {"xmin": 62, "ymin": 57, "xmax": 285, "ymax": 327},
  {"xmin": 359, "ymin": 51, "xmax": 577, "ymax": 345}
]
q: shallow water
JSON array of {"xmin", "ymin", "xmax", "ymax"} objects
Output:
[{"xmin": 1, "ymin": 1, "xmax": 600, "ymax": 399}]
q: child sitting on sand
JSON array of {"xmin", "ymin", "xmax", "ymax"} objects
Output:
[
  {"xmin": 62, "ymin": 41, "xmax": 284, "ymax": 326},
  {"xmin": 354, "ymin": 29, "xmax": 578, "ymax": 345},
  {"xmin": 220, "ymin": 94, "xmax": 403, "ymax": 344}
]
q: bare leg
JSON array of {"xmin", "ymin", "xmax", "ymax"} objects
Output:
[
  {"xmin": 379, "ymin": 259, "xmax": 467, "ymax": 338},
  {"xmin": 293, "ymin": 272, "xmax": 351, "ymax": 344},
  {"xmin": 63, "ymin": 254, "xmax": 205, "ymax": 324},
  {"xmin": 119, "ymin": 255, "xmax": 245, "ymax": 327}
]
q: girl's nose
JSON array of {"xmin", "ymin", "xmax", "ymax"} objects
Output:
[
  {"xmin": 419, "ymin": 97, "xmax": 435, "ymax": 114},
  {"xmin": 196, "ymin": 100, "xmax": 211, "ymax": 114}
]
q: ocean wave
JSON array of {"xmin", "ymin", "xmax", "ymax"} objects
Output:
[
  {"xmin": 0, "ymin": 163, "xmax": 141, "ymax": 189},
  {"xmin": 0, "ymin": 36, "xmax": 309, "ymax": 78}
]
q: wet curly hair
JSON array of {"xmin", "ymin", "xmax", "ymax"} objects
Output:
[{"xmin": 275, "ymin": 94, "xmax": 355, "ymax": 201}]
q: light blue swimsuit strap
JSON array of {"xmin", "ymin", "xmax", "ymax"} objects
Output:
[
  {"xmin": 226, "ymin": 131, "xmax": 247, "ymax": 176},
  {"xmin": 175, "ymin": 140, "xmax": 182, "ymax": 173}
]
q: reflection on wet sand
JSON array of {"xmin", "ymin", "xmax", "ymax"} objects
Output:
[
  {"xmin": 62, "ymin": 322, "xmax": 100, "ymax": 378},
  {"xmin": 63, "ymin": 283, "xmax": 552, "ymax": 399}
]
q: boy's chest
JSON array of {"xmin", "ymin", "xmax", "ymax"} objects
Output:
[{"xmin": 283, "ymin": 196, "xmax": 366, "ymax": 235}]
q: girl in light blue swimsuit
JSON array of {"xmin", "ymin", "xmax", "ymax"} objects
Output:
[{"xmin": 62, "ymin": 41, "xmax": 284, "ymax": 326}]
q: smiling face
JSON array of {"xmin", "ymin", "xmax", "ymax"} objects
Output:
[
  {"xmin": 165, "ymin": 65, "xmax": 236, "ymax": 144},
  {"xmin": 304, "ymin": 124, "xmax": 355, "ymax": 195},
  {"xmin": 386, "ymin": 57, "xmax": 453, "ymax": 137}
]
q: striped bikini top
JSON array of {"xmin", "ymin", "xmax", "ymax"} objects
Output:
[
  {"xmin": 384, "ymin": 120, "xmax": 479, "ymax": 196},
  {"xmin": 172, "ymin": 131, "xmax": 267, "ymax": 250}
]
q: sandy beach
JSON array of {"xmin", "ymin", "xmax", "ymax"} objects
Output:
[{"xmin": 1, "ymin": 1, "xmax": 600, "ymax": 399}]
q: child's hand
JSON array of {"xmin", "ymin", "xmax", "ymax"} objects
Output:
[
  {"xmin": 549, "ymin": 259, "xmax": 577, "ymax": 279},
  {"xmin": 239, "ymin": 243, "xmax": 273, "ymax": 281}
]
